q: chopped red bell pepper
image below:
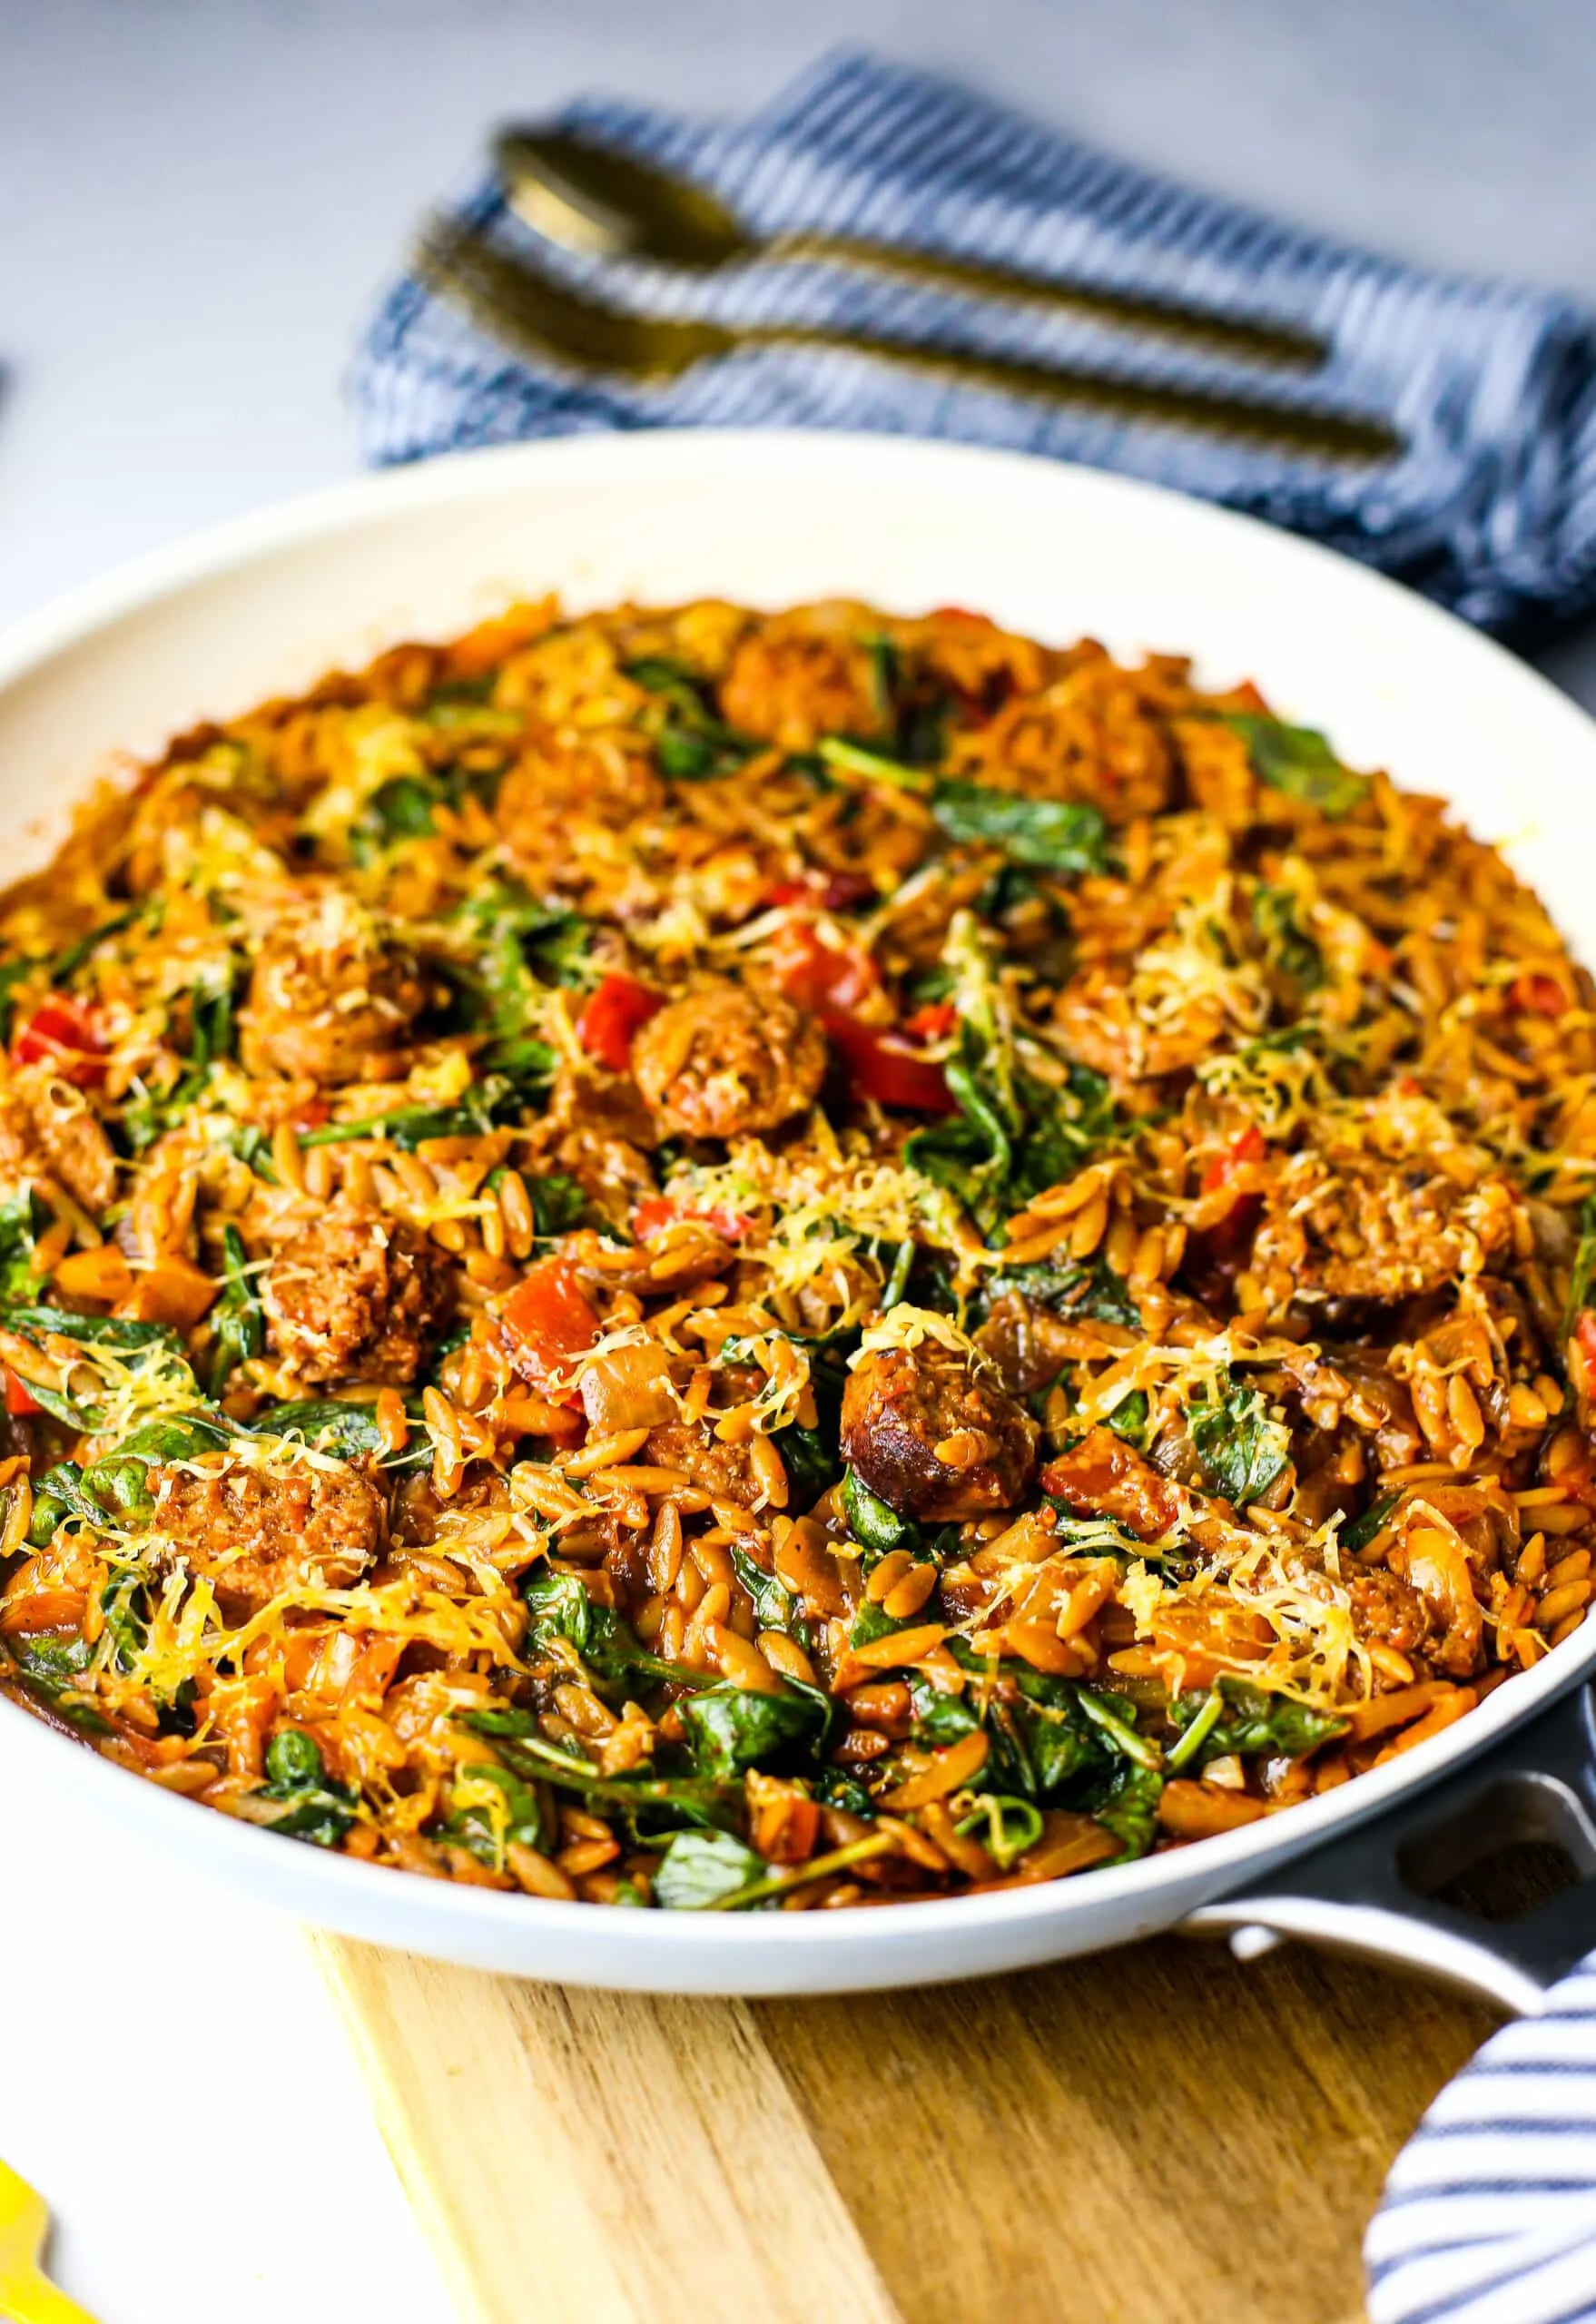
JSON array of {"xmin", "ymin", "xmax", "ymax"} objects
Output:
[
  {"xmin": 4, "ymin": 1371, "xmax": 42, "ymax": 1418},
  {"xmin": 632, "ymin": 1196, "xmax": 754, "ymax": 1244},
  {"xmin": 13, "ymin": 995, "xmax": 106, "ymax": 1088},
  {"xmin": 825, "ymin": 1015, "xmax": 954, "ymax": 1114},
  {"xmin": 900, "ymin": 1000, "xmax": 958, "ymax": 1043},
  {"xmin": 767, "ymin": 870, "xmax": 876, "ymax": 913},
  {"xmin": 501, "ymin": 1258, "xmax": 601, "ymax": 1396},
  {"xmin": 576, "ymin": 974, "xmax": 665, "ymax": 1072},
  {"xmin": 770, "ymin": 921, "xmax": 882, "ymax": 1018},
  {"xmin": 1201, "ymin": 1123, "xmax": 1266, "ymax": 1196},
  {"xmin": 1576, "ymin": 1312, "xmax": 1596, "ymax": 1369},
  {"xmin": 1510, "ymin": 972, "xmax": 1567, "ymax": 1017},
  {"xmin": 292, "ymin": 1098, "xmax": 331, "ymax": 1132}
]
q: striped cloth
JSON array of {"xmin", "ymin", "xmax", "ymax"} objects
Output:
[
  {"xmin": 1366, "ymin": 1961, "xmax": 1596, "ymax": 2324},
  {"xmin": 351, "ymin": 47, "xmax": 1596, "ymax": 633}
]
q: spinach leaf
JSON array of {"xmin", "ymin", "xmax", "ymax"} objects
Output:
[
  {"xmin": 907, "ymin": 919, "xmax": 1122, "ymax": 1238},
  {"xmin": 28, "ymin": 1462, "xmax": 105, "ymax": 1544},
  {"xmin": 1089, "ymin": 1759, "xmax": 1164, "ymax": 1860},
  {"xmin": 522, "ymin": 1566, "xmax": 704, "ymax": 1691},
  {"xmin": 956, "ymin": 1792, "xmax": 1043, "ymax": 1870},
  {"xmin": 1188, "ymin": 1371, "xmax": 1290, "ymax": 1506},
  {"xmin": 440, "ymin": 1761, "xmax": 547, "ymax": 1866},
  {"xmin": 842, "ymin": 1466, "xmax": 920, "ymax": 1556},
  {"xmin": 1225, "ymin": 713, "xmax": 1369, "ymax": 820},
  {"xmin": 0, "ymin": 1189, "xmax": 47, "ymax": 1305},
  {"xmin": 369, "ymin": 773, "xmax": 443, "ymax": 839},
  {"xmin": 7, "ymin": 1631, "xmax": 94, "ymax": 1689},
  {"xmin": 97, "ymin": 1573, "xmax": 149, "ymax": 1676},
  {"xmin": 4, "ymin": 1629, "xmax": 113, "ymax": 1733},
  {"xmin": 986, "ymin": 1255, "xmax": 1140, "ymax": 1331},
  {"xmin": 527, "ymin": 1173, "xmax": 586, "ymax": 1237},
  {"xmin": 775, "ymin": 1421, "xmax": 839, "ymax": 1507},
  {"xmin": 51, "ymin": 906, "xmax": 142, "ymax": 987},
  {"xmin": 915, "ymin": 1664, "xmax": 1159, "ymax": 1806},
  {"xmin": 627, "ymin": 658, "xmax": 757, "ymax": 783},
  {"xmin": 0, "ymin": 958, "xmax": 39, "ymax": 1045},
  {"xmin": 296, "ymin": 1094, "xmax": 507, "ymax": 1151},
  {"xmin": 447, "ymin": 888, "xmax": 592, "ymax": 1042},
  {"xmin": 654, "ymin": 1829, "xmax": 766, "ymax": 1910},
  {"xmin": 1105, "ymin": 1389, "xmax": 1151, "ymax": 1448},
  {"xmin": 812, "ymin": 1767, "xmax": 875, "ymax": 1817},
  {"xmin": 815, "ymin": 737, "xmax": 932, "ymax": 794},
  {"xmin": 250, "ymin": 1396, "xmax": 431, "ymax": 1471},
  {"xmin": 813, "ymin": 744, "xmax": 1109, "ymax": 876},
  {"xmin": 82, "ymin": 1413, "xmax": 233, "ymax": 1518},
  {"xmin": 867, "ymin": 637, "xmax": 954, "ymax": 767},
  {"xmin": 931, "ymin": 783, "xmax": 1108, "ymax": 875},
  {"xmin": 122, "ymin": 960, "xmax": 240, "ymax": 1151},
  {"xmin": 1342, "ymin": 1490, "xmax": 1402, "ymax": 1553},
  {"xmin": 461, "ymin": 1710, "xmax": 734, "ymax": 1822},
  {"xmin": 1563, "ymin": 1192, "xmax": 1596, "ymax": 1339},
  {"xmin": 731, "ymin": 1546, "xmax": 805, "ymax": 1639},
  {"xmin": 210, "ymin": 1223, "xmax": 264, "ymax": 1392},
  {"xmin": 1253, "ymin": 884, "xmax": 1323, "ymax": 989},
  {"xmin": 258, "ymin": 1728, "xmax": 359, "ymax": 1849},
  {"xmin": 1169, "ymin": 1677, "xmax": 1346, "ymax": 1761},
  {"xmin": 679, "ymin": 1683, "xmax": 826, "ymax": 1777},
  {"xmin": 0, "ymin": 1309, "xmax": 193, "ymax": 1429}
]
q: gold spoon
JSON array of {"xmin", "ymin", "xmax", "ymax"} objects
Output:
[
  {"xmin": 496, "ymin": 127, "xmax": 1330, "ymax": 373},
  {"xmin": 416, "ymin": 218, "xmax": 1403, "ymax": 468},
  {"xmin": 0, "ymin": 2162, "xmax": 101, "ymax": 2323}
]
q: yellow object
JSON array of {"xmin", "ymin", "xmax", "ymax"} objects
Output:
[{"xmin": 0, "ymin": 2162, "xmax": 99, "ymax": 2324}]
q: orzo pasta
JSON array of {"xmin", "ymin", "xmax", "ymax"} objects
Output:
[{"xmin": 0, "ymin": 594, "xmax": 1590, "ymax": 1910}]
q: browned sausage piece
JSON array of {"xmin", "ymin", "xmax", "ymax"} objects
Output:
[
  {"xmin": 641, "ymin": 1421, "xmax": 760, "ymax": 1506},
  {"xmin": 150, "ymin": 1456, "xmax": 385, "ymax": 1620},
  {"xmin": 841, "ymin": 1342, "xmax": 1039, "ymax": 1521},
  {"xmin": 1347, "ymin": 1568, "xmax": 1433, "ymax": 1658},
  {"xmin": 718, "ymin": 612, "xmax": 883, "ymax": 752},
  {"xmin": 631, "ymin": 980, "xmax": 825, "ymax": 1141},
  {"xmin": 262, "ymin": 1203, "xmax": 453, "ymax": 1385},
  {"xmin": 0, "ymin": 1076, "xmax": 117, "ymax": 1216},
  {"xmin": 1038, "ymin": 1427, "xmax": 1181, "ymax": 1541},
  {"xmin": 239, "ymin": 901, "xmax": 429, "ymax": 1083}
]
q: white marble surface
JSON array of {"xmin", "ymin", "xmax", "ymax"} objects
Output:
[{"xmin": 2, "ymin": 5, "xmax": 1596, "ymax": 2318}]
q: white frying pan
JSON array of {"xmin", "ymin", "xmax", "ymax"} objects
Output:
[{"xmin": 1, "ymin": 430, "xmax": 1591, "ymax": 2004}]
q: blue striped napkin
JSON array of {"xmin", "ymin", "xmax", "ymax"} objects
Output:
[
  {"xmin": 1366, "ymin": 1959, "xmax": 1596, "ymax": 2324},
  {"xmin": 351, "ymin": 47, "xmax": 1596, "ymax": 634}
]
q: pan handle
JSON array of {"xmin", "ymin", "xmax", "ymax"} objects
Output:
[{"xmin": 1183, "ymin": 1680, "xmax": 1596, "ymax": 2016}]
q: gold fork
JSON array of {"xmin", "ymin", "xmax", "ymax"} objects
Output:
[
  {"xmin": 0, "ymin": 2162, "xmax": 100, "ymax": 2324},
  {"xmin": 414, "ymin": 219, "xmax": 1403, "ymax": 468}
]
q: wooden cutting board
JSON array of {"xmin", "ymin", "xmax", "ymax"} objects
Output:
[{"xmin": 310, "ymin": 1925, "xmax": 1498, "ymax": 2324}]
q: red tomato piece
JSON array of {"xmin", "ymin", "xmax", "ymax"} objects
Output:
[
  {"xmin": 632, "ymin": 1196, "xmax": 754, "ymax": 1244},
  {"xmin": 900, "ymin": 1000, "xmax": 958, "ymax": 1043},
  {"xmin": 815, "ymin": 872, "xmax": 877, "ymax": 911},
  {"xmin": 1511, "ymin": 972, "xmax": 1567, "ymax": 1017},
  {"xmin": 576, "ymin": 975, "xmax": 665, "ymax": 1072},
  {"xmin": 292, "ymin": 1098, "xmax": 331, "ymax": 1132},
  {"xmin": 1201, "ymin": 1123, "xmax": 1266, "ymax": 1196},
  {"xmin": 826, "ymin": 1017, "xmax": 954, "ymax": 1113},
  {"xmin": 501, "ymin": 1258, "xmax": 601, "ymax": 1397},
  {"xmin": 4, "ymin": 1372, "xmax": 42, "ymax": 1417},
  {"xmin": 770, "ymin": 922, "xmax": 882, "ymax": 1018},
  {"xmin": 14, "ymin": 995, "xmax": 106, "ymax": 1088},
  {"xmin": 766, "ymin": 871, "xmax": 876, "ymax": 913},
  {"xmin": 1576, "ymin": 1312, "xmax": 1596, "ymax": 1368}
]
